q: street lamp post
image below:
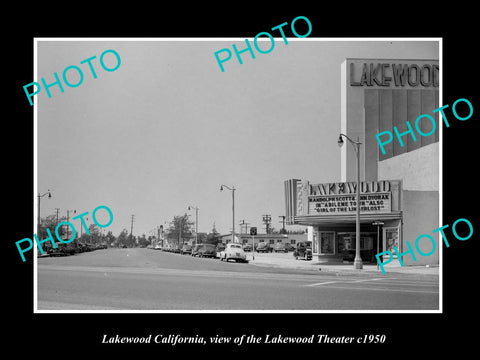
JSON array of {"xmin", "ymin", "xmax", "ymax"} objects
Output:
[
  {"xmin": 188, "ymin": 206, "xmax": 199, "ymax": 246},
  {"xmin": 220, "ymin": 185, "xmax": 236, "ymax": 244},
  {"xmin": 66, "ymin": 209, "xmax": 76, "ymax": 242},
  {"xmin": 37, "ymin": 190, "xmax": 52, "ymax": 243},
  {"xmin": 372, "ymin": 220, "xmax": 384, "ymax": 271},
  {"xmin": 338, "ymin": 133, "xmax": 363, "ymax": 270}
]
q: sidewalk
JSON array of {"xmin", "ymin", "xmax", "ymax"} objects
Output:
[{"xmin": 246, "ymin": 252, "xmax": 440, "ymax": 276}]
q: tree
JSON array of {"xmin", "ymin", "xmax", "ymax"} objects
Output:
[
  {"xmin": 87, "ymin": 223, "xmax": 102, "ymax": 244},
  {"xmin": 38, "ymin": 214, "xmax": 63, "ymax": 241},
  {"xmin": 117, "ymin": 228, "xmax": 130, "ymax": 247},
  {"xmin": 105, "ymin": 231, "xmax": 116, "ymax": 247},
  {"xmin": 138, "ymin": 234, "xmax": 149, "ymax": 247},
  {"xmin": 205, "ymin": 225, "xmax": 221, "ymax": 245},
  {"xmin": 166, "ymin": 214, "xmax": 194, "ymax": 246}
]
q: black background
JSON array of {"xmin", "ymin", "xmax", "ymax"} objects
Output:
[{"xmin": 6, "ymin": 4, "xmax": 477, "ymax": 356}]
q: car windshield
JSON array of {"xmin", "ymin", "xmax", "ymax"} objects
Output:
[{"xmin": 230, "ymin": 244, "xmax": 242, "ymax": 249}]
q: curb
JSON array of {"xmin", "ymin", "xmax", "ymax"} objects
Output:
[{"xmin": 248, "ymin": 258, "xmax": 440, "ymax": 277}]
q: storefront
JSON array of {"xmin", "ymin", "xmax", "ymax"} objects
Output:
[{"xmin": 284, "ymin": 57, "xmax": 440, "ymax": 266}]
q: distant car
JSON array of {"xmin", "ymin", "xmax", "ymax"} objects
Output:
[
  {"xmin": 181, "ymin": 244, "xmax": 192, "ymax": 255},
  {"xmin": 256, "ymin": 242, "xmax": 272, "ymax": 253},
  {"xmin": 220, "ymin": 243, "xmax": 248, "ymax": 263},
  {"xmin": 162, "ymin": 245, "xmax": 172, "ymax": 252},
  {"xmin": 284, "ymin": 243, "xmax": 295, "ymax": 252},
  {"xmin": 191, "ymin": 244, "xmax": 202, "ymax": 256},
  {"xmin": 243, "ymin": 244, "xmax": 252, "ymax": 252},
  {"xmin": 273, "ymin": 243, "xmax": 287, "ymax": 253},
  {"xmin": 198, "ymin": 244, "xmax": 217, "ymax": 258},
  {"xmin": 47, "ymin": 243, "xmax": 69, "ymax": 257},
  {"xmin": 293, "ymin": 242, "xmax": 312, "ymax": 260}
]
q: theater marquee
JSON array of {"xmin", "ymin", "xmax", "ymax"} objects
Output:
[
  {"xmin": 308, "ymin": 192, "xmax": 391, "ymax": 215},
  {"xmin": 284, "ymin": 179, "xmax": 402, "ymax": 225}
]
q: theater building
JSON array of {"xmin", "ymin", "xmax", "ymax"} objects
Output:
[{"xmin": 285, "ymin": 58, "xmax": 440, "ymax": 266}]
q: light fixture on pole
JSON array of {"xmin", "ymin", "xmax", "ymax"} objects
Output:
[
  {"xmin": 338, "ymin": 133, "xmax": 363, "ymax": 270},
  {"xmin": 188, "ymin": 206, "xmax": 199, "ymax": 246},
  {"xmin": 220, "ymin": 184, "xmax": 236, "ymax": 244},
  {"xmin": 37, "ymin": 190, "xmax": 52, "ymax": 247}
]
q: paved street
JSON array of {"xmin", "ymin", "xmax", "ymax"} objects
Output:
[{"xmin": 37, "ymin": 248, "xmax": 439, "ymax": 311}]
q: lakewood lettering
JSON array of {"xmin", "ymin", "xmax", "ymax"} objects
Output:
[
  {"xmin": 350, "ymin": 63, "xmax": 439, "ymax": 87},
  {"xmin": 310, "ymin": 180, "xmax": 391, "ymax": 196}
]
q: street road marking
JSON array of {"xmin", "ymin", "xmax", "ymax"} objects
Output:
[
  {"xmin": 314, "ymin": 285, "xmax": 439, "ymax": 294},
  {"xmin": 352, "ymin": 278, "xmax": 385, "ymax": 283},
  {"xmin": 303, "ymin": 276, "xmax": 439, "ymax": 294},
  {"xmin": 305, "ymin": 281, "xmax": 338, "ymax": 287}
]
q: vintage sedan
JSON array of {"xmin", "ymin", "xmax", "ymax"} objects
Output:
[
  {"xmin": 219, "ymin": 243, "xmax": 248, "ymax": 263},
  {"xmin": 197, "ymin": 244, "xmax": 217, "ymax": 258},
  {"xmin": 181, "ymin": 244, "xmax": 192, "ymax": 255},
  {"xmin": 273, "ymin": 243, "xmax": 287, "ymax": 253}
]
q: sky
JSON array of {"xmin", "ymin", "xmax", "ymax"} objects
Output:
[{"xmin": 36, "ymin": 39, "xmax": 439, "ymax": 238}]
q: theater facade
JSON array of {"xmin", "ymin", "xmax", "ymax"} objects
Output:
[{"xmin": 284, "ymin": 57, "xmax": 440, "ymax": 266}]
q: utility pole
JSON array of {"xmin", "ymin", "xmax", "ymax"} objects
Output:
[
  {"xmin": 279, "ymin": 215, "xmax": 286, "ymax": 234},
  {"xmin": 130, "ymin": 215, "xmax": 135, "ymax": 245},
  {"xmin": 54, "ymin": 208, "xmax": 60, "ymax": 229},
  {"xmin": 262, "ymin": 214, "xmax": 272, "ymax": 234}
]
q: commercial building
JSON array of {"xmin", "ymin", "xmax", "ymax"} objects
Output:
[
  {"xmin": 218, "ymin": 233, "xmax": 307, "ymax": 247},
  {"xmin": 285, "ymin": 58, "xmax": 440, "ymax": 266}
]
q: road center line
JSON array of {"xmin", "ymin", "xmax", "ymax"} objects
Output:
[{"xmin": 305, "ymin": 281, "xmax": 338, "ymax": 287}]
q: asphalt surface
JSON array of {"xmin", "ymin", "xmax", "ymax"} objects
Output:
[{"xmin": 36, "ymin": 248, "xmax": 439, "ymax": 311}]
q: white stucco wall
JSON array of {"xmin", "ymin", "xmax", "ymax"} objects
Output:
[{"xmin": 377, "ymin": 142, "xmax": 439, "ymax": 191}]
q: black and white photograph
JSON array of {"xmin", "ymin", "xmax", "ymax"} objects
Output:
[{"xmin": 6, "ymin": 6, "xmax": 478, "ymax": 356}]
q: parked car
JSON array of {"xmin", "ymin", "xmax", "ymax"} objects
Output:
[
  {"xmin": 215, "ymin": 243, "xmax": 226, "ymax": 258},
  {"xmin": 293, "ymin": 242, "xmax": 312, "ymax": 260},
  {"xmin": 198, "ymin": 244, "xmax": 217, "ymax": 258},
  {"xmin": 243, "ymin": 244, "xmax": 252, "ymax": 252},
  {"xmin": 220, "ymin": 243, "xmax": 248, "ymax": 263},
  {"xmin": 181, "ymin": 244, "xmax": 192, "ymax": 255},
  {"xmin": 284, "ymin": 243, "xmax": 295, "ymax": 252},
  {"xmin": 273, "ymin": 243, "xmax": 287, "ymax": 253},
  {"xmin": 191, "ymin": 244, "xmax": 202, "ymax": 256},
  {"xmin": 47, "ymin": 243, "xmax": 69, "ymax": 257},
  {"xmin": 256, "ymin": 242, "xmax": 272, "ymax": 253}
]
